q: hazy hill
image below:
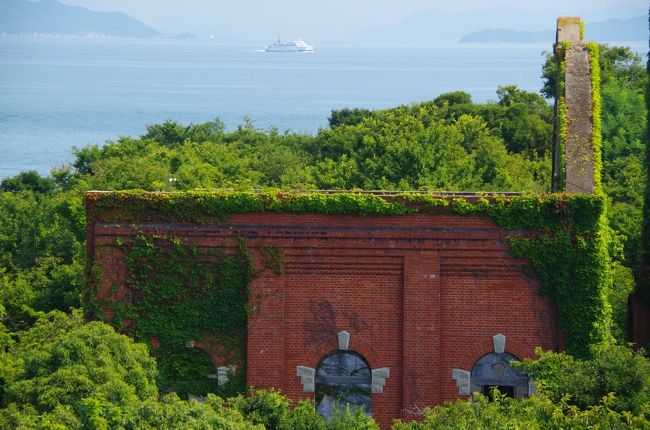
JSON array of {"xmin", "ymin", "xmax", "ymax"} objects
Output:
[
  {"xmin": 587, "ymin": 16, "xmax": 648, "ymax": 42},
  {"xmin": 354, "ymin": 7, "xmax": 552, "ymax": 46},
  {"xmin": 0, "ymin": 0, "xmax": 160, "ymax": 37},
  {"xmin": 353, "ymin": 4, "xmax": 646, "ymax": 46},
  {"xmin": 460, "ymin": 29, "xmax": 553, "ymax": 44},
  {"xmin": 460, "ymin": 16, "xmax": 647, "ymax": 43}
]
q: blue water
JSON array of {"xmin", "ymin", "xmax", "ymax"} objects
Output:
[{"xmin": 0, "ymin": 36, "xmax": 553, "ymax": 179}]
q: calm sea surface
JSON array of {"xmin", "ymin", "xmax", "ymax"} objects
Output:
[{"xmin": 1, "ymin": 37, "xmax": 555, "ymax": 178}]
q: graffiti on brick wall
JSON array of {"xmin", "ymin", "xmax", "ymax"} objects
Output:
[{"xmin": 303, "ymin": 300, "xmax": 371, "ymax": 347}]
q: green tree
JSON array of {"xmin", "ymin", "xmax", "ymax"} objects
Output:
[
  {"xmin": 518, "ymin": 344, "xmax": 650, "ymax": 414},
  {"xmin": 121, "ymin": 393, "xmax": 261, "ymax": 430},
  {"xmin": 279, "ymin": 400, "xmax": 327, "ymax": 430},
  {"xmin": 392, "ymin": 392, "xmax": 649, "ymax": 429},
  {"xmin": 0, "ymin": 171, "xmax": 55, "ymax": 195},
  {"xmin": 230, "ymin": 389, "xmax": 290, "ymax": 430},
  {"xmin": 0, "ymin": 311, "xmax": 158, "ymax": 427},
  {"xmin": 433, "ymin": 91, "xmax": 473, "ymax": 106},
  {"xmin": 329, "ymin": 108, "xmax": 372, "ymax": 128}
]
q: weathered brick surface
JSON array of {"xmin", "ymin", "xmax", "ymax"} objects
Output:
[
  {"xmin": 90, "ymin": 212, "xmax": 558, "ymax": 429},
  {"xmin": 630, "ymin": 290, "xmax": 650, "ymax": 350}
]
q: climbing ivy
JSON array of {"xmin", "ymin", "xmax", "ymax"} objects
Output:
[
  {"xmin": 110, "ymin": 233, "xmax": 256, "ymax": 397},
  {"xmin": 507, "ymin": 221, "xmax": 611, "ymax": 355},
  {"xmin": 556, "ymin": 41, "xmax": 569, "ymax": 192},
  {"xmin": 259, "ymin": 246, "xmax": 285, "ymax": 275},
  {"xmin": 586, "ymin": 41, "xmax": 603, "ymax": 193},
  {"xmin": 88, "ymin": 190, "xmax": 610, "ymax": 360},
  {"xmin": 155, "ymin": 345, "xmax": 246, "ymax": 399}
]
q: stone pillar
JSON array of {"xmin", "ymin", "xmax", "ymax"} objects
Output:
[{"xmin": 552, "ymin": 17, "xmax": 599, "ymax": 194}]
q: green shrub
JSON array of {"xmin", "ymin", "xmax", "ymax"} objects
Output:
[
  {"xmin": 0, "ymin": 311, "xmax": 157, "ymax": 428},
  {"xmin": 230, "ymin": 389, "xmax": 290, "ymax": 430},
  {"xmin": 392, "ymin": 392, "xmax": 650, "ymax": 429},
  {"xmin": 518, "ymin": 344, "xmax": 650, "ymax": 413},
  {"xmin": 279, "ymin": 400, "xmax": 327, "ymax": 430},
  {"xmin": 329, "ymin": 406, "xmax": 379, "ymax": 430},
  {"xmin": 120, "ymin": 393, "xmax": 260, "ymax": 430}
]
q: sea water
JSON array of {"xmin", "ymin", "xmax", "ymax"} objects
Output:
[{"xmin": 0, "ymin": 36, "xmax": 567, "ymax": 178}]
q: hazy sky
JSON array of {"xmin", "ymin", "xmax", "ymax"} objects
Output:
[{"xmin": 56, "ymin": 0, "xmax": 648, "ymax": 41}]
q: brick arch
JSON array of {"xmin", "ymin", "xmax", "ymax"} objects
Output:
[
  {"xmin": 193, "ymin": 339, "xmax": 241, "ymax": 369},
  {"xmin": 458, "ymin": 336, "xmax": 531, "ymax": 370},
  {"xmin": 193, "ymin": 341, "xmax": 220, "ymax": 368},
  {"xmin": 304, "ymin": 334, "xmax": 381, "ymax": 369},
  {"xmin": 348, "ymin": 336, "xmax": 381, "ymax": 368}
]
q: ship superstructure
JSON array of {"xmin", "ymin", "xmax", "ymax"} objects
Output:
[{"xmin": 265, "ymin": 37, "xmax": 314, "ymax": 52}]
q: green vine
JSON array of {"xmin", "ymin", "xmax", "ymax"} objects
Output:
[
  {"xmin": 260, "ymin": 246, "xmax": 285, "ymax": 275},
  {"xmin": 88, "ymin": 190, "xmax": 610, "ymax": 358},
  {"xmin": 579, "ymin": 20, "xmax": 585, "ymax": 41},
  {"xmin": 586, "ymin": 41, "xmax": 602, "ymax": 193},
  {"xmin": 109, "ymin": 232, "xmax": 256, "ymax": 397},
  {"xmin": 82, "ymin": 262, "xmax": 105, "ymax": 320},
  {"xmin": 556, "ymin": 42, "xmax": 569, "ymax": 191},
  {"xmin": 507, "ymin": 220, "xmax": 611, "ymax": 356}
]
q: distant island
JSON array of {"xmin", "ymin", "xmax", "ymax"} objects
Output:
[
  {"xmin": 460, "ymin": 29, "xmax": 553, "ymax": 44},
  {"xmin": 0, "ymin": 0, "xmax": 160, "ymax": 38},
  {"xmin": 460, "ymin": 16, "xmax": 647, "ymax": 44},
  {"xmin": 353, "ymin": 4, "xmax": 646, "ymax": 47}
]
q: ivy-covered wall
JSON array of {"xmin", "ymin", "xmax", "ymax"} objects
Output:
[{"xmin": 86, "ymin": 190, "xmax": 611, "ymax": 358}]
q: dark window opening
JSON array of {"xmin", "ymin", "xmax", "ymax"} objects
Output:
[
  {"xmin": 470, "ymin": 352, "xmax": 529, "ymax": 400},
  {"xmin": 481, "ymin": 385, "xmax": 515, "ymax": 400},
  {"xmin": 315, "ymin": 351, "xmax": 372, "ymax": 419}
]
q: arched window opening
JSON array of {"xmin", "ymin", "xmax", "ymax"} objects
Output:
[
  {"xmin": 157, "ymin": 347, "xmax": 219, "ymax": 399},
  {"xmin": 470, "ymin": 352, "xmax": 529, "ymax": 400},
  {"xmin": 315, "ymin": 351, "xmax": 372, "ymax": 418}
]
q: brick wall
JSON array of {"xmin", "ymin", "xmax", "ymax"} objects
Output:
[
  {"xmin": 630, "ymin": 290, "xmax": 650, "ymax": 350},
  {"xmin": 90, "ymin": 211, "xmax": 558, "ymax": 429}
]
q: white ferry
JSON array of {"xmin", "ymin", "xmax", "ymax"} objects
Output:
[{"xmin": 265, "ymin": 37, "xmax": 314, "ymax": 52}]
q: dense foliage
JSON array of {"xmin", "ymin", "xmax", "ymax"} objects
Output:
[
  {"xmin": 108, "ymin": 233, "xmax": 255, "ymax": 398},
  {"xmin": 393, "ymin": 346, "xmax": 650, "ymax": 430},
  {"xmin": 393, "ymin": 393, "xmax": 649, "ymax": 429},
  {"xmin": 0, "ymin": 311, "xmax": 158, "ymax": 429},
  {"xmin": 1, "ymin": 318, "xmax": 647, "ymax": 429},
  {"xmin": 639, "ymin": 33, "xmax": 650, "ymax": 301},
  {"xmin": 542, "ymin": 44, "xmax": 648, "ymax": 335},
  {"xmin": 518, "ymin": 344, "xmax": 650, "ymax": 414},
  {"xmin": 0, "ymin": 42, "xmax": 647, "ymax": 427}
]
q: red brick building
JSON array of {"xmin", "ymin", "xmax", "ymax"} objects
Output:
[
  {"xmin": 88, "ymin": 196, "xmax": 560, "ymax": 428},
  {"xmin": 86, "ymin": 18, "xmax": 606, "ymax": 429}
]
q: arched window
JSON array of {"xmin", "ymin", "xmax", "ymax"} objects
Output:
[
  {"xmin": 470, "ymin": 352, "xmax": 529, "ymax": 400},
  {"xmin": 158, "ymin": 347, "xmax": 219, "ymax": 398},
  {"xmin": 315, "ymin": 351, "xmax": 372, "ymax": 418}
]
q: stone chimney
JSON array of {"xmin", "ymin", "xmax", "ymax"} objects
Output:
[{"xmin": 551, "ymin": 17, "xmax": 600, "ymax": 194}]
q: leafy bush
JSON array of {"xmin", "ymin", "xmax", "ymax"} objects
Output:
[
  {"xmin": 518, "ymin": 344, "xmax": 650, "ymax": 413},
  {"xmin": 279, "ymin": 400, "xmax": 328, "ymax": 430},
  {"xmin": 120, "ymin": 393, "xmax": 260, "ymax": 430},
  {"xmin": 393, "ymin": 391, "xmax": 650, "ymax": 429},
  {"xmin": 230, "ymin": 389, "xmax": 291, "ymax": 430},
  {"xmin": 329, "ymin": 406, "xmax": 379, "ymax": 430},
  {"xmin": 0, "ymin": 311, "xmax": 157, "ymax": 426},
  {"xmin": 0, "ymin": 171, "xmax": 55, "ymax": 194}
]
